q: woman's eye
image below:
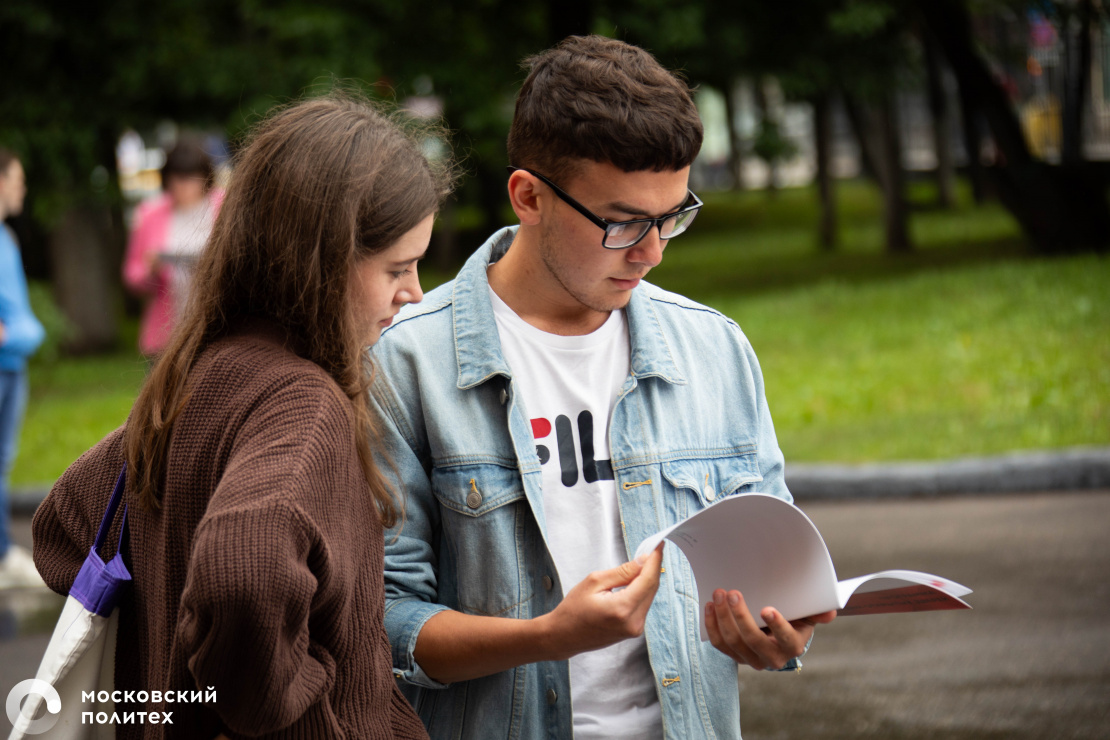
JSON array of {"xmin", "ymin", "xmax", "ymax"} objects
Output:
[{"xmin": 392, "ymin": 269, "xmax": 412, "ymax": 279}]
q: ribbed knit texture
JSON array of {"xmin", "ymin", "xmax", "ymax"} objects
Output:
[{"xmin": 32, "ymin": 328, "xmax": 428, "ymax": 740}]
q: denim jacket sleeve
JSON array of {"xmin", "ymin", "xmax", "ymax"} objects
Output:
[
  {"xmin": 368, "ymin": 367, "xmax": 451, "ymax": 689},
  {"xmin": 738, "ymin": 325, "xmax": 790, "ymax": 503}
]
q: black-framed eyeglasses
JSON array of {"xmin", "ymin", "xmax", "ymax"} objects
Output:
[{"xmin": 507, "ymin": 166, "xmax": 703, "ymax": 249}]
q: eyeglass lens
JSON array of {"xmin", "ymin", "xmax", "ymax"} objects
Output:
[{"xmin": 603, "ymin": 207, "xmax": 699, "ymax": 248}]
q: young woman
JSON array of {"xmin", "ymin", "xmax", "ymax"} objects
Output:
[
  {"xmin": 32, "ymin": 95, "xmax": 451, "ymax": 739},
  {"xmin": 122, "ymin": 138, "xmax": 225, "ymax": 358}
]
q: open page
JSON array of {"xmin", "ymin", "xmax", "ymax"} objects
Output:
[
  {"xmin": 836, "ymin": 570, "xmax": 972, "ymax": 614},
  {"xmin": 635, "ymin": 494, "xmax": 972, "ymax": 638}
]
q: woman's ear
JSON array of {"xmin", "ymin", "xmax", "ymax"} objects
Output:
[{"xmin": 507, "ymin": 170, "xmax": 543, "ymax": 227}]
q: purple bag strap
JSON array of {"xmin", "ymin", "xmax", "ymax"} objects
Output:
[
  {"xmin": 69, "ymin": 463, "xmax": 132, "ymax": 616},
  {"xmin": 93, "ymin": 463, "xmax": 129, "ymax": 557}
]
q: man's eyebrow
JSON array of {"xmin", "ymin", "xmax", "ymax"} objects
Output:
[{"xmin": 604, "ymin": 195, "xmax": 690, "ymax": 219}]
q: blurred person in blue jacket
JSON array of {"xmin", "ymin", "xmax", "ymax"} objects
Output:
[{"xmin": 0, "ymin": 147, "xmax": 45, "ymax": 588}]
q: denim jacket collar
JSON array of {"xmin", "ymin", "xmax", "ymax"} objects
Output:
[{"xmin": 451, "ymin": 226, "xmax": 687, "ymax": 390}]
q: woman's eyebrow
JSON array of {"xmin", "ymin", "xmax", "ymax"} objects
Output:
[{"xmin": 390, "ymin": 251, "xmax": 427, "ymax": 266}]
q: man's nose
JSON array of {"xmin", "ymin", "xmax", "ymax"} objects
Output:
[{"xmin": 627, "ymin": 226, "xmax": 666, "ymax": 268}]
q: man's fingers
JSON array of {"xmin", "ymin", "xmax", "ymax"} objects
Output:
[
  {"xmin": 626, "ymin": 543, "xmax": 657, "ymax": 590},
  {"xmin": 584, "ymin": 544, "xmax": 663, "ymax": 595},
  {"xmin": 621, "ymin": 544, "xmax": 664, "ymax": 600},
  {"xmin": 760, "ymin": 607, "xmax": 805, "ymax": 658},
  {"xmin": 588, "ymin": 559, "xmax": 644, "ymax": 592},
  {"xmin": 707, "ymin": 589, "xmax": 764, "ymax": 669},
  {"xmin": 805, "ymin": 609, "xmax": 838, "ymax": 625}
]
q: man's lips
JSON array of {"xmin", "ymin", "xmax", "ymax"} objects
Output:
[{"xmin": 610, "ymin": 276, "xmax": 642, "ymax": 290}]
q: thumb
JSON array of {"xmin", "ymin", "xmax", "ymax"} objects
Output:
[
  {"xmin": 589, "ymin": 558, "xmax": 645, "ymax": 592},
  {"xmin": 620, "ymin": 544, "xmax": 665, "ymax": 603}
]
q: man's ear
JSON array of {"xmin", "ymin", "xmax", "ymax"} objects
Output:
[{"xmin": 507, "ymin": 170, "xmax": 543, "ymax": 226}]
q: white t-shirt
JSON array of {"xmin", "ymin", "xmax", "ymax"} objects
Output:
[
  {"xmin": 164, "ymin": 196, "xmax": 217, "ymax": 318},
  {"xmin": 489, "ymin": 286, "xmax": 663, "ymax": 740}
]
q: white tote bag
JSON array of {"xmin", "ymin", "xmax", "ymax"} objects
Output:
[{"xmin": 9, "ymin": 467, "xmax": 130, "ymax": 740}]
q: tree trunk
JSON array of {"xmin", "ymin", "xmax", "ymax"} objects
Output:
[
  {"xmin": 956, "ymin": 85, "xmax": 991, "ymax": 204},
  {"xmin": 843, "ymin": 93, "xmax": 910, "ymax": 251},
  {"xmin": 813, "ymin": 92, "xmax": 837, "ymax": 250},
  {"xmin": 921, "ymin": 0, "xmax": 1110, "ymax": 252},
  {"xmin": 843, "ymin": 92, "xmax": 888, "ymax": 188},
  {"xmin": 723, "ymin": 79, "xmax": 745, "ymax": 191},
  {"xmin": 1062, "ymin": 0, "xmax": 1093, "ymax": 166},
  {"xmin": 754, "ymin": 80, "xmax": 779, "ymax": 194},
  {"xmin": 880, "ymin": 94, "xmax": 911, "ymax": 253},
  {"xmin": 49, "ymin": 203, "xmax": 120, "ymax": 354},
  {"xmin": 924, "ymin": 30, "xmax": 956, "ymax": 208}
]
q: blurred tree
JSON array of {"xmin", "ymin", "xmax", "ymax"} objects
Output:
[
  {"xmin": 920, "ymin": 0, "xmax": 1110, "ymax": 252},
  {"xmin": 0, "ymin": 0, "xmax": 390, "ymax": 352},
  {"xmin": 608, "ymin": 0, "xmax": 915, "ymax": 252},
  {"xmin": 368, "ymin": 1, "xmax": 548, "ymax": 266},
  {"xmin": 923, "ymin": 29, "xmax": 957, "ymax": 208},
  {"xmin": 614, "ymin": 0, "xmax": 1109, "ymax": 253}
]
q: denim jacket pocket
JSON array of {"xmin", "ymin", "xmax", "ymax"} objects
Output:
[
  {"xmin": 430, "ymin": 462, "xmax": 533, "ymax": 618},
  {"xmin": 660, "ymin": 452, "xmax": 764, "ymax": 512},
  {"xmin": 657, "ymin": 453, "xmax": 764, "ymax": 600}
]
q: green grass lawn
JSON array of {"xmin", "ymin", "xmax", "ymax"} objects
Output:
[
  {"xmin": 11, "ymin": 350, "xmax": 148, "ymax": 488},
  {"xmin": 9, "ymin": 177, "xmax": 1109, "ymax": 486},
  {"xmin": 651, "ymin": 179, "xmax": 1108, "ymax": 462}
]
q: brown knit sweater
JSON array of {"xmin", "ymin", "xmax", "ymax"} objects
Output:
[{"xmin": 33, "ymin": 329, "xmax": 428, "ymax": 740}]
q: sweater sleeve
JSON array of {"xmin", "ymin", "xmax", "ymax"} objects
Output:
[
  {"xmin": 174, "ymin": 377, "xmax": 351, "ymax": 737},
  {"xmin": 31, "ymin": 429, "xmax": 127, "ymax": 596},
  {"xmin": 176, "ymin": 499, "xmax": 337, "ymax": 736}
]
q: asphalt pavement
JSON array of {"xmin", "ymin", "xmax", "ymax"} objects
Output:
[{"xmin": 737, "ymin": 490, "xmax": 1110, "ymax": 739}]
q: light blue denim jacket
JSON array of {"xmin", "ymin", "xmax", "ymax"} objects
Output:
[{"xmin": 369, "ymin": 227, "xmax": 797, "ymax": 740}]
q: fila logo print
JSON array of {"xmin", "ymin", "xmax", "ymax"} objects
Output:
[{"xmin": 531, "ymin": 411, "xmax": 615, "ymax": 487}]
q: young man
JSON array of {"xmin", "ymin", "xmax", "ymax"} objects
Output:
[
  {"xmin": 369, "ymin": 36, "xmax": 834, "ymax": 739},
  {"xmin": 0, "ymin": 148, "xmax": 46, "ymax": 588}
]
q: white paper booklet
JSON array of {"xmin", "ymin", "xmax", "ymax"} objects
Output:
[{"xmin": 634, "ymin": 493, "xmax": 972, "ymax": 639}]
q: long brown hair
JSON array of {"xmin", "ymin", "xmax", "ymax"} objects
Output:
[{"xmin": 124, "ymin": 94, "xmax": 452, "ymax": 526}]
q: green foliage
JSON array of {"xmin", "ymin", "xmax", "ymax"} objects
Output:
[
  {"xmin": 10, "ymin": 345, "xmax": 146, "ymax": 488},
  {"xmin": 828, "ymin": 0, "xmax": 898, "ymax": 36},
  {"xmin": 0, "ymin": 0, "xmax": 393, "ymax": 225},
  {"xmin": 752, "ymin": 118, "xmax": 800, "ymax": 168},
  {"xmin": 25, "ymin": 281, "xmax": 75, "ymax": 367}
]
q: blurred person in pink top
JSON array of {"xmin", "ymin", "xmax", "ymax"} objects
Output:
[{"xmin": 123, "ymin": 139, "xmax": 224, "ymax": 357}]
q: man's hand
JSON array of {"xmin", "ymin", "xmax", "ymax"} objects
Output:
[
  {"xmin": 413, "ymin": 544, "xmax": 665, "ymax": 684},
  {"xmin": 705, "ymin": 589, "xmax": 836, "ymax": 671},
  {"xmin": 541, "ymin": 544, "xmax": 665, "ymax": 660}
]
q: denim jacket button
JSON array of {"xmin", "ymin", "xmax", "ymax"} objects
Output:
[
  {"xmin": 499, "ymin": 389, "xmax": 508, "ymax": 405},
  {"xmin": 546, "ymin": 688, "xmax": 558, "ymax": 705},
  {"xmin": 466, "ymin": 491, "xmax": 483, "ymax": 508},
  {"xmin": 542, "ymin": 575, "xmax": 553, "ymax": 591},
  {"xmin": 704, "ymin": 486, "xmax": 717, "ymax": 501}
]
